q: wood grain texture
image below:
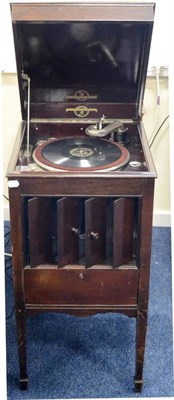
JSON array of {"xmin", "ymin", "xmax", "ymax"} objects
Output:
[
  {"xmin": 28, "ymin": 197, "xmax": 53, "ymax": 267},
  {"xmin": 24, "ymin": 267, "xmax": 138, "ymax": 306},
  {"xmin": 113, "ymin": 198, "xmax": 134, "ymax": 267},
  {"xmin": 85, "ymin": 198, "xmax": 107, "ymax": 267},
  {"xmin": 57, "ymin": 197, "xmax": 80, "ymax": 267}
]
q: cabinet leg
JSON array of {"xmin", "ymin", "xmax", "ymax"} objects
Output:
[
  {"xmin": 9, "ymin": 187, "xmax": 29, "ymax": 389},
  {"xmin": 134, "ymin": 378, "xmax": 143, "ymax": 393},
  {"xmin": 134, "ymin": 180, "xmax": 154, "ymax": 392},
  {"xmin": 16, "ymin": 308, "xmax": 28, "ymax": 390},
  {"xmin": 134, "ymin": 309, "xmax": 147, "ymax": 393},
  {"xmin": 19, "ymin": 377, "xmax": 28, "ymax": 390}
]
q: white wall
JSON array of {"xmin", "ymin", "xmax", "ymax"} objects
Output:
[{"xmin": 143, "ymin": 77, "xmax": 170, "ymax": 226}]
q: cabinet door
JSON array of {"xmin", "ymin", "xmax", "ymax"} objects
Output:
[
  {"xmin": 85, "ymin": 198, "xmax": 107, "ymax": 267},
  {"xmin": 28, "ymin": 197, "xmax": 52, "ymax": 267},
  {"xmin": 113, "ymin": 198, "xmax": 134, "ymax": 267},
  {"xmin": 57, "ymin": 197, "xmax": 80, "ymax": 267}
]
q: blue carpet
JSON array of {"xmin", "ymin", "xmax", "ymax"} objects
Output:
[{"xmin": 5, "ymin": 224, "xmax": 173, "ymax": 399}]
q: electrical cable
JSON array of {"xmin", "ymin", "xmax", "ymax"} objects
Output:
[
  {"xmin": 6, "ymin": 307, "xmax": 15, "ymax": 320},
  {"xmin": 4, "ymin": 224, "xmax": 10, "ymax": 235},
  {"xmin": 5, "ymin": 258, "xmax": 12, "ymax": 264},
  {"xmin": 3, "ymin": 194, "xmax": 9, "ymax": 201},
  {"xmin": 5, "ymin": 264, "xmax": 12, "ymax": 271},
  {"xmin": 149, "ymin": 115, "xmax": 169, "ymax": 148},
  {"xmin": 4, "ymin": 223, "xmax": 14, "ymax": 319},
  {"xmin": 147, "ymin": 65, "xmax": 168, "ymax": 75},
  {"xmin": 148, "ymin": 66, "xmax": 161, "ymax": 144},
  {"xmin": 5, "ymin": 270, "xmax": 13, "ymax": 281},
  {"xmin": 4, "ymin": 225, "xmax": 11, "ymax": 259},
  {"xmin": 5, "ymin": 260, "xmax": 14, "ymax": 319}
]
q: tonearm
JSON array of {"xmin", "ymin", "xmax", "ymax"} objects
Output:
[{"xmin": 85, "ymin": 116, "xmax": 124, "ymax": 138}]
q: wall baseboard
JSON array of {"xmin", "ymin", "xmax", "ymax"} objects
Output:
[
  {"xmin": 4, "ymin": 205, "xmax": 10, "ymax": 221},
  {"xmin": 4, "ymin": 205, "xmax": 171, "ymax": 228},
  {"xmin": 153, "ymin": 210, "xmax": 171, "ymax": 227}
]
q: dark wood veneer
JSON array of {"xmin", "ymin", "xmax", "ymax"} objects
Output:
[
  {"xmin": 8, "ymin": 1, "xmax": 156, "ymax": 394},
  {"xmin": 24, "ymin": 266, "xmax": 139, "ymax": 306}
]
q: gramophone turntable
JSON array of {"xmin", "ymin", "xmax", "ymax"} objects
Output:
[
  {"xmin": 7, "ymin": 1, "xmax": 156, "ymax": 393},
  {"xmin": 32, "ymin": 118, "xmax": 130, "ymax": 172}
]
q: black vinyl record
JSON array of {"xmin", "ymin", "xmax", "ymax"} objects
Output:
[{"xmin": 33, "ymin": 137, "xmax": 130, "ymax": 172}]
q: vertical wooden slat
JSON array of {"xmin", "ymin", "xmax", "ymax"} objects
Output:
[
  {"xmin": 113, "ymin": 198, "xmax": 134, "ymax": 267},
  {"xmin": 105, "ymin": 198, "xmax": 114, "ymax": 263},
  {"xmin": 28, "ymin": 197, "xmax": 52, "ymax": 267},
  {"xmin": 85, "ymin": 198, "xmax": 107, "ymax": 267},
  {"xmin": 57, "ymin": 197, "xmax": 80, "ymax": 267}
]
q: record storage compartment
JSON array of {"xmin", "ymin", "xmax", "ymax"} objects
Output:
[{"xmin": 23, "ymin": 196, "xmax": 138, "ymax": 308}]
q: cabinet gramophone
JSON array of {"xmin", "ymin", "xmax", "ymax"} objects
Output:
[{"xmin": 7, "ymin": 1, "xmax": 156, "ymax": 392}]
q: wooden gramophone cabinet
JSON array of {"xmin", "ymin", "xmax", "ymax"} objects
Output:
[{"xmin": 7, "ymin": 2, "xmax": 156, "ymax": 393}]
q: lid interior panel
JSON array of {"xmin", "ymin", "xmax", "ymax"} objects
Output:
[{"xmin": 11, "ymin": 3, "xmax": 154, "ymax": 120}]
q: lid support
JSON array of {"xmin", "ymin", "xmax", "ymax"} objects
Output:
[{"xmin": 22, "ymin": 73, "xmax": 31, "ymax": 155}]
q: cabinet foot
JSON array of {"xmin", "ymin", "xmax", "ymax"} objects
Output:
[
  {"xmin": 134, "ymin": 378, "xmax": 143, "ymax": 393},
  {"xmin": 19, "ymin": 376, "xmax": 29, "ymax": 390}
]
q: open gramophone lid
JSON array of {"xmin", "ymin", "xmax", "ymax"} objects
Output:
[{"xmin": 33, "ymin": 137, "xmax": 130, "ymax": 172}]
